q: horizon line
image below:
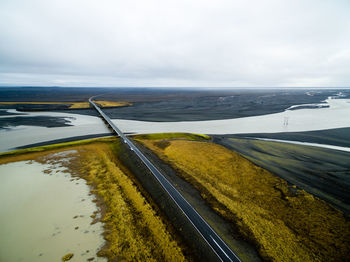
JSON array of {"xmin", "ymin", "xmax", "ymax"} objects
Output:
[{"xmin": 0, "ymin": 86, "xmax": 350, "ymax": 90}]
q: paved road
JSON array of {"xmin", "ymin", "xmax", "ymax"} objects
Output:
[{"xmin": 89, "ymin": 97, "xmax": 241, "ymax": 262}]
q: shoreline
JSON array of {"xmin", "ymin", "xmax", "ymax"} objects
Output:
[
  {"xmin": 2, "ymin": 133, "xmax": 350, "ymax": 261},
  {"xmin": 0, "ymin": 148, "xmax": 107, "ymax": 261},
  {"xmin": 0, "ymin": 138, "xmax": 189, "ymax": 261},
  {"xmin": 137, "ymin": 137, "xmax": 350, "ymax": 261}
]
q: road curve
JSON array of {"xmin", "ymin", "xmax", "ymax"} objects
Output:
[{"xmin": 89, "ymin": 97, "xmax": 241, "ymax": 262}]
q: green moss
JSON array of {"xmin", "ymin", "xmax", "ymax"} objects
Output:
[{"xmin": 109, "ymin": 139, "xmax": 122, "ymax": 156}]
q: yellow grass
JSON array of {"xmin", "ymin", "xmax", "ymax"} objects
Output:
[
  {"xmin": 0, "ymin": 137, "xmax": 116, "ymax": 158},
  {"xmin": 0, "ymin": 100, "xmax": 132, "ymax": 109},
  {"xmin": 78, "ymin": 144, "xmax": 186, "ymax": 261},
  {"xmin": 140, "ymin": 139, "xmax": 350, "ymax": 262},
  {"xmin": 133, "ymin": 132, "xmax": 211, "ymax": 141},
  {"xmin": 0, "ymin": 140, "xmax": 186, "ymax": 261},
  {"xmin": 94, "ymin": 100, "xmax": 132, "ymax": 108}
]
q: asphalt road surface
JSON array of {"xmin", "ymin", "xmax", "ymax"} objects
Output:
[{"xmin": 89, "ymin": 97, "xmax": 241, "ymax": 262}]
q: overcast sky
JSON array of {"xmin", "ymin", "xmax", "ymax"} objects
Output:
[{"xmin": 0, "ymin": 0, "xmax": 349, "ymax": 88}]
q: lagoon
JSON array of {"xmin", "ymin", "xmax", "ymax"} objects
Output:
[{"xmin": 0, "ymin": 160, "xmax": 106, "ymax": 262}]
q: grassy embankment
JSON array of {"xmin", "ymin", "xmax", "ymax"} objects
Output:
[
  {"xmin": 137, "ymin": 136, "xmax": 350, "ymax": 262},
  {"xmin": 215, "ymin": 137, "xmax": 350, "ymax": 214},
  {"xmin": 0, "ymin": 138, "xmax": 187, "ymax": 261},
  {"xmin": 0, "ymin": 101, "xmax": 132, "ymax": 109}
]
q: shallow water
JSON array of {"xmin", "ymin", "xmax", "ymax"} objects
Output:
[
  {"xmin": 0, "ymin": 109, "xmax": 110, "ymax": 152},
  {"xmin": 1, "ymin": 96, "xmax": 350, "ymax": 152},
  {"xmin": 0, "ymin": 161, "xmax": 107, "ymax": 262}
]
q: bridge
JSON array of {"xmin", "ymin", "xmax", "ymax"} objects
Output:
[{"xmin": 89, "ymin": 97, "xmax": 241, "ymax": 262}]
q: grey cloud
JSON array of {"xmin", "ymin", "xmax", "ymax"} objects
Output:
[{"xmin": 0, "ymin": 0, "xmax": 349, "ymax": 87}]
